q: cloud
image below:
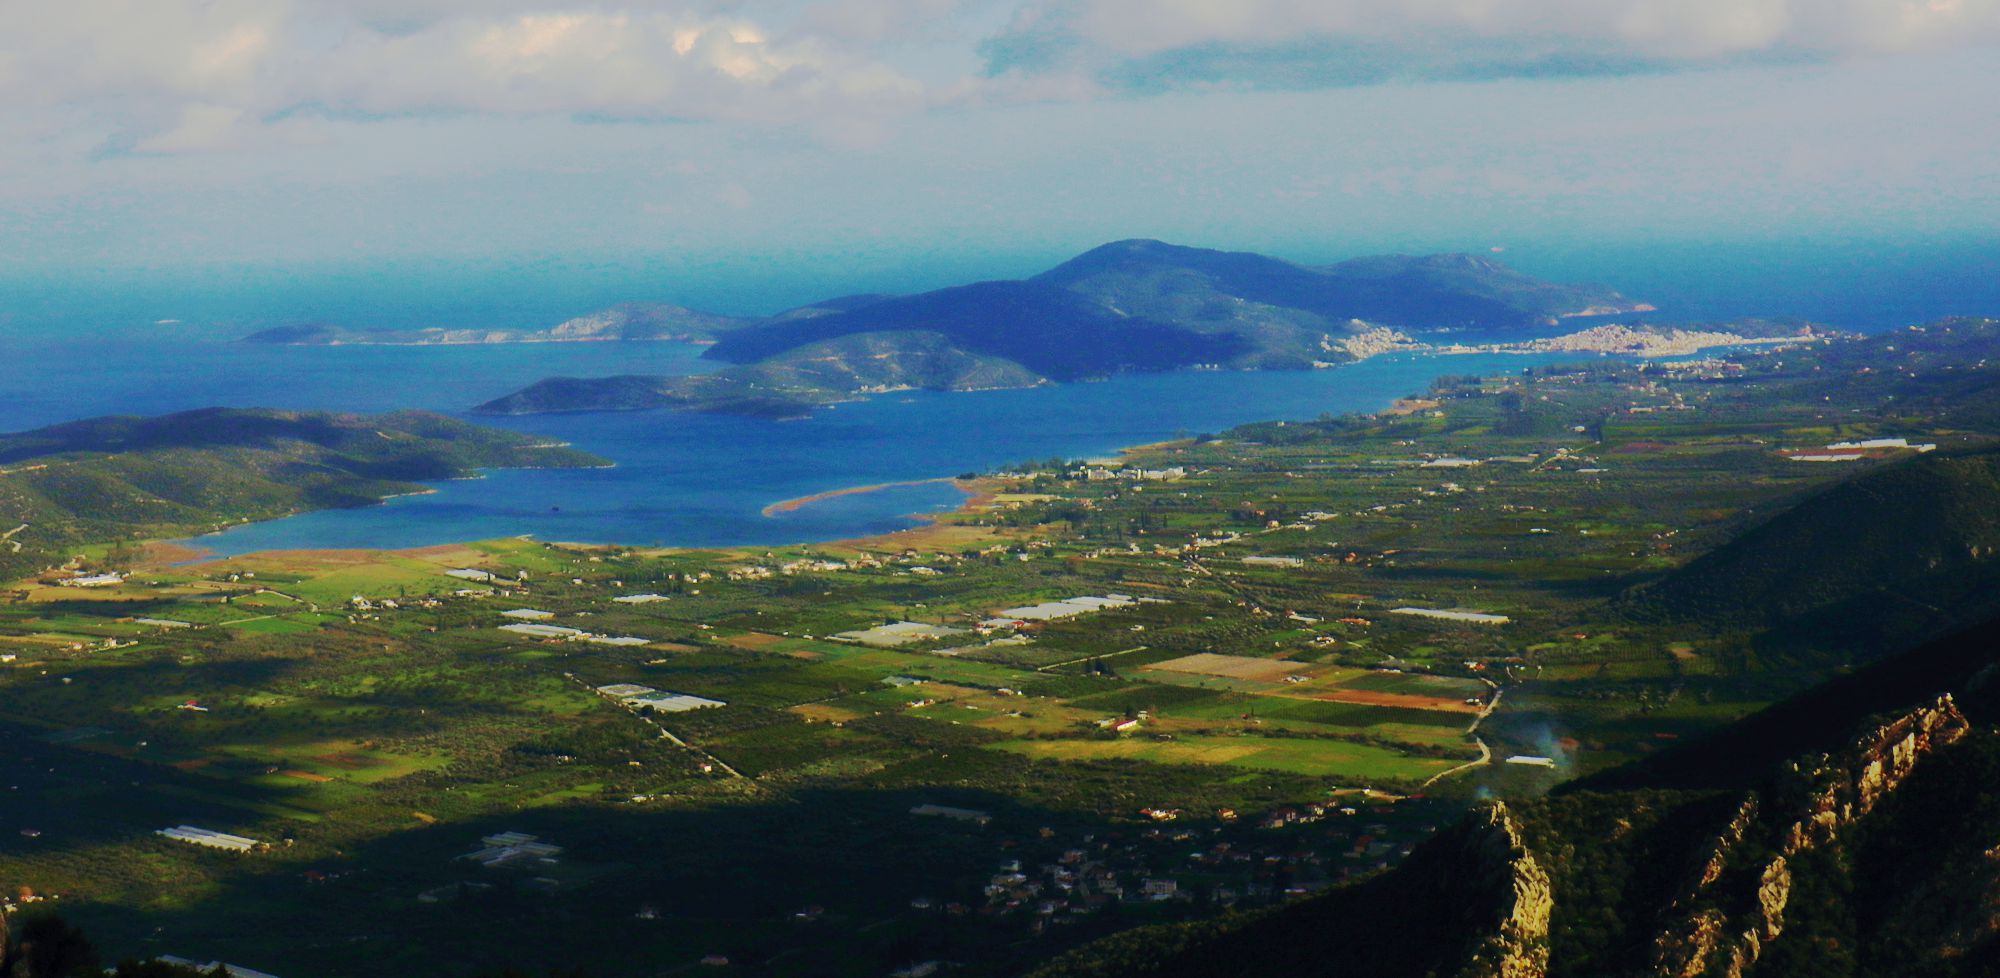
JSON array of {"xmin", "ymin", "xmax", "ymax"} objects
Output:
[
  {"xmin": 131, "ymin": 103, "xmax": 254, "ymax": 154},
  {"xmin": 321, "ymin": 12, "xmax": 924, "ymax": 121},
  {"xmin": 0, "ymin": 1, "xmax": 929, "ymax": 153},
  {"xmin": 3, "ymin": 0, "xmax": 1996, "ymax": 159},
  {"xmin": 982, "ymin": 0, "xmax": 2000, "ymax": 89}
]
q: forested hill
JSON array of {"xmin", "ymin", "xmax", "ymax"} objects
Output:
[
  {"xmin": 1616, "ymin": 443, "xmax": 2000, "ymax": 655},
  {"xmin": 0, "ymin": 408, "xmax": 605, "ymax": 579}
]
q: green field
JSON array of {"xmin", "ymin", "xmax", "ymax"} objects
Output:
[
  {"xmin": 8, "ymin": 327, "xmax": 1998, "ymax": 977},
  {"xmin": 990, "ymin": 734, "xmax": 1462, "ymax": 780}
]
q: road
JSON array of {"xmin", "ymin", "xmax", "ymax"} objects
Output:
[
  {"xmin": 1035, "ymin": 645, "xmax": 1151, "ymax": 673},
  {"xmin": 564, "ymin": 672, "xmax": 748, "ymax": 780},
  {"xmin": 1420, "ymin": 683, "xmax": 1503, "ymax": 788}
]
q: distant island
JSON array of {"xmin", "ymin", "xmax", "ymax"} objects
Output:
[
  {"xmin": 242, "ymin": 302, "xmax": 747, "ymax": 347},
  {"xmin": 471, "ymin": 239, "xmax": 1661, "ymax": 418}
]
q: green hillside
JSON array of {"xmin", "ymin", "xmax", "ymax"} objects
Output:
[
  {"xmin": 0, "ymin": 408, "xmax": 605, "ymax": 577},
  {"xmin": 1617, "ymin": 445, "xmax": 2000, "ymax": 655},
  {"xmin": 475, "ymin": 330, "xmax": 1049, "ymax": 417}
]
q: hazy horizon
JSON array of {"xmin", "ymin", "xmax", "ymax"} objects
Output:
[
  {"xmin": 4, "ymin": 232, "xmax": 1997, "ymax": 341},
  {"xmin": 3, "ymin": 2, "xmax": 1996, "ymax": 293}
]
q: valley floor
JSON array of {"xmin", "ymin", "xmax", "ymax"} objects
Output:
[{"xmin": 4, "ymin": 321, "xmax": 1998, "ymax": 977}]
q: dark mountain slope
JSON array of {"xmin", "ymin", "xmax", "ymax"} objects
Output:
[
  {"xmin": 487, "ymin": 239, "xmax": 1649, "ymax": 415},
  {"xmin": 715, "ymin": 241, "xmax": 1639, "ymax": 368},
  {"xmin": 1568, "ymin": 612, "xmax": 2000, "ymax": 794},
  {"xmin": 1025, "ymin": 803, "xmax": 1552, "ymax": 978},
  {"xmin": 763, "ymin": 293, "xmax": 897, "ymax": 320},
  {"xmin": 477, "ymin": 331, "xmax": 1043, "ymax": 418},
  {"xmin": 1617, "ymin": 445, "xmax": 2000, "ymax": 655},
  {"xmin": 0, "ymin": 407, "xmax": 558, "ymax": 468},
  {"xmin": 703, "ymin": 280, "xmax": 1248, "ymax": 379},
  {"xmin": 1038, "ymin": 239, "xmax": 1638, "ymax": 334},
  {"xmin": 1320, "ymin": 252, "xmax": 1643, "ymax": 324}
]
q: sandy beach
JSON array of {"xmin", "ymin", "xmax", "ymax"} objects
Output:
[{"xmin": 758, "ymin": 477, "xmax": 963, "ymax": 518}]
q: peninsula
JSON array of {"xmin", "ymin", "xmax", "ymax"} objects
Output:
[{"xmin": 473, "ymin": 239, "xmax": 1653, "ymax": 417}]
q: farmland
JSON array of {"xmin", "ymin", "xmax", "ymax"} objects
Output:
[{"xmin": 4, "ymin": 323, "xmax": 1999, "ymax": 976}]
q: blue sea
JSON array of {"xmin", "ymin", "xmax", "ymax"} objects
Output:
[
  {"xmin": 6, "ymin": 237, "xmax": 1996, "ymax": 555},
  {"xmin": 6, "ymin": 332, "xmax": 1566, "ymax": 552}
]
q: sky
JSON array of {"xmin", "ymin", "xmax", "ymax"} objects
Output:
[{"xmin": 1, "ymin": 0, "xmax": 1997, "ymax": 312}]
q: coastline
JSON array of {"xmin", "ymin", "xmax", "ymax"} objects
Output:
[
  {"xmin": 111, "ymin": 350, "xmax": 1557, "ymax": 568},
  {"xmin": 759, "ymin": 477, "xmax": 962, "ymax": 517},
  {"xmin": 822, "ymin": 477, "xmax": 1002, "ymax": 551},
  {"xmin": 1085, "ymin": 438, "xmax": 1189, "ymax": 466}
]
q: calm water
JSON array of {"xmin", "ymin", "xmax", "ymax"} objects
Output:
[
  {"xmin": 6, "ymin": 332, "xmax": 1571, "ymax": 552},
  {"xmin": 8, "ymin": 236, "xmax": 1997, "ymax": 553}
]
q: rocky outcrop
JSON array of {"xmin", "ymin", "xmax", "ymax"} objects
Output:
[
  {"xmin": 1455, "ymin": 802, "xmax": 1554, "ymax": 978},
  {"xmin": 1779, "ymin": 694, "xmax": 1968, "ymax": 855},
  {"xmin": 1644, "ymin": 696, "xmax": 1970, "ymax": 977},
  {"xmin": 1647, "ymin": 794, "xmax": 1759, "ymax": 977}
]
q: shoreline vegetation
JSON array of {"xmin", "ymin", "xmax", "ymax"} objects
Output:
[
  {"xmin": 124, "ymin": 349, "xmax": 1518, "ymax": 568},
  {"xmin": 82, "ymin": 324, "xmax": 1815, "ymax": 571},
  {"xmin": 149, "ymin": 475, "xmax": 1004, "ymax": 570},
  {"xmin": 0, "ymin": 408, "xmax": 609, "ymax": 580}
]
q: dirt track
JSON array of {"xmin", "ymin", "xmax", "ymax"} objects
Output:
[{"xmin": 1296, "ymin": 688, "xmax": 1481, "ymax": 714}]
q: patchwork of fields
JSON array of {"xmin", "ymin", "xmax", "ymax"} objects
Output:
[{"xmin": 4, "ymin": 346, "xmax": 1979, "ymax": 976}]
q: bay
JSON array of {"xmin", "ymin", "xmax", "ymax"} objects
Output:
[{"xmin": 6, "ymin": 333, "xmax": 1569, "ymax": 552}]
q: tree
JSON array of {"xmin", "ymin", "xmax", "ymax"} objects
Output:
[
  {"xmin": 2, "ymin": 914, "xmax": 101, "ymax": 978},
  {"xmin": 107, "ymin": 962, "xmax": 212, "ymax": 977}
]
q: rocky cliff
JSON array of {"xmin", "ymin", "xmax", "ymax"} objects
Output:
[
  {"xmin": 1032, "ymin": 681, "xmax": 2000, "ymax": 978},
  {"xmin": 1644, "ymin": 696, "xmax": 1971, "ymax": 978},
  {"xmin": 1453, "ymin": 802, "xmax": 1554, "ymax": 978}
]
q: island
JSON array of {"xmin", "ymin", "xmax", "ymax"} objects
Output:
[
  {"xmin": 241, "ymin": 302, "xmax": 750, "ymax": 347},
  {"xmin": 473, "ymin": 239, "xmax": 1657, "ymax": 417}
]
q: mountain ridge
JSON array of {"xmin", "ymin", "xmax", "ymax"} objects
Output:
[{"xmin": 473, "ymin": 239, "xmax": 1649, "ymax": 416}]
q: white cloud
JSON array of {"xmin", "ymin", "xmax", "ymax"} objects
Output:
[
  {"xmin": 131, "ymin": 103, "xmax": 253, "ymax": 154},
  {"xmin": 8, "ymin": 0, "xmax": 1994, "ymax": 159},
  {"xmin": 320, "ymin": 11, "xmax": 924, "ymax": 121},
  {"xmin": 981, "ymin": 0, "xmax": 2000, "ymax": 87},
  {"xmin": 0, "ymin": 1, "xmax": 930, "ymax": 153},
  {"xmin": 1048, "ymin": 0, "xmax": 2000, "ymax": 58}
]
